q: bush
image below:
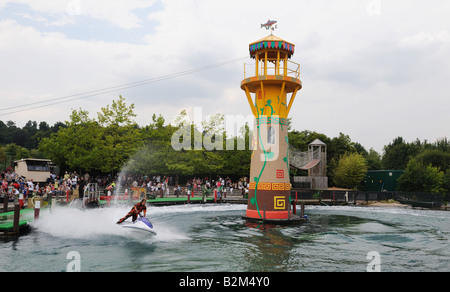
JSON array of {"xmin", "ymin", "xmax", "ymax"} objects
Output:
[
  {"xmin": 333, "ymin": 153, "xmax": 368, "ymax": 190},
  {"xmin": 398, "ymin": 158, "xmax": 445, "ymax": 193}
]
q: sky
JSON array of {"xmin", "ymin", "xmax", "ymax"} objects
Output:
[{"xmin": 0, "ymin": 0, "xmax": 449, "ymax": 153}]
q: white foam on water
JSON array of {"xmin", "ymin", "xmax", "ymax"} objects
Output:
[
  {"xmin": 31, "ymin": 204, "xmax": 245, "ymax": 242},
  {"xmin": 32, "ymin": 207, "xmax": 126, "ymax": 239},
  {"xmin": 32, "ymin": 206, "xmax": 182, "ymax": 241}
]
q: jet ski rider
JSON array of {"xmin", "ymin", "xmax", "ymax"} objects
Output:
[{"xmin": 117, "ymin": 199, "xmax": 147, "ymax": 224}]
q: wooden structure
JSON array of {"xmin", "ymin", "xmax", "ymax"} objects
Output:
[{"xmin": 292, "ymin": 139, "xmax": 328, "ymax": 190}]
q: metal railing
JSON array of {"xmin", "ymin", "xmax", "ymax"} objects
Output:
[
  {"xmin": 82, "ymin": 183, "xmax": 100, "ymax": 207},
  {"xmin": 291, "ymin": 189, "xmax": 450, "ymax": 207},
  {"xmin": 243, "ymin": 60, "xmax": 300, "ymax": 79}
]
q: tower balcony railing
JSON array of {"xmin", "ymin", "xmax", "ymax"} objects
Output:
[{"xmin": 243, "ymin": 60, "xmax": 300, "ymax": 80}]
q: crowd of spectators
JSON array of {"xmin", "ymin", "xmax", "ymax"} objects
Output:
[
  {"xmin": 1, "ymin": 167, "xmax": 250, "ymax": 205},
  {"xmin": 0, "ymin": 169, "xmax": 86, "ymax": 203},
  {"xmin": 106, "ymin": 174, "xmax": 250, "ymax": 198}
]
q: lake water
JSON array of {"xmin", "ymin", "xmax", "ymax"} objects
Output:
[{"xmin": 1, "ymin": 203, "xmax": 449, "ymax": 272}]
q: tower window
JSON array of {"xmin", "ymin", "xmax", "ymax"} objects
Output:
[{"xmin": 267, "ymin": 126, "xmax": 275, "ymax": 144}]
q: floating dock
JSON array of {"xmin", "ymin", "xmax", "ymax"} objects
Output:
[
  {"xmin": 0, "ymin": 208, "xmax": 33, "ymax": 235},
  {"xmin": 242, "ymin": 214, "xmax": 308, "ymax": 225}
]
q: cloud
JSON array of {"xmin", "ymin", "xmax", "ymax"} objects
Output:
[
  {"xmin": 0, "ymin": 19, "xmax": 154, "ymax": 116},
  {"xmin": 1, "ymin": 0, "xmax": 160, "ymax": 28},
  {"xmin": 400, "ymin": 30, "xmax": 450, "ymax": 47}
]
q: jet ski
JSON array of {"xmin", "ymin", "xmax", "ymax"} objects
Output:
[{"xmin": 121, "ymin": 216, "xmax": 157, "ymax": 235}]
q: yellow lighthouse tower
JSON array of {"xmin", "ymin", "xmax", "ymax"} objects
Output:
[{"xmin": 241, "ymin": 32, "xmax": 303, "ymax": 223}]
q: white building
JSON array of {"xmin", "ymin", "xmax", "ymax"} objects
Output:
[{"xmin": 14, "ymin": 158, "xmax": 53, "ymax": 183}]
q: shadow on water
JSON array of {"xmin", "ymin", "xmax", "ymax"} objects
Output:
[{"xmin": 187, "ymin": 213, "xmax": 318, "ymax": 272}]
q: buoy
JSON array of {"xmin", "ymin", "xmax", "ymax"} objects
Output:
[
  {"xmin": 19, "ymin": 193, "xmax": 24, "ymax": 209},
  {"xmin": 34, "ymin": 200, "xmax": 41, "ymax": 220},
  {"xmin": 13, "ymin": 199, "xmax": 20, "ymax": 233}
]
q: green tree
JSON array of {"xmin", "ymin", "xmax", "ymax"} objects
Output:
[
  {"xmin": 221, "ymin": 126, "xmax": 252, "ymax": 177},
  {"xmin": 365, "ymin": 148, "xmax": 382, "ymax": 170},
  {"xmin": 443, "ymin": 171, "xmax": 450, "ymax": 192},
  {"xmin": 414, "ymin": 149, "xmax": 450, "ymax": 172},
  {"xmin": 125, "ymin": 112, "xmax": 193, "ymax": 176},
  {"xmin": 433, "ymin": 137, "xmax": 450, "ymax": 152},
  {"xmin": 330, "ymin": 133, "xmax": 357, "ymax": 158},
  {"xmin": 97, "ymin": 95, "xmax": 137, "ymax": 127},
  {"xmin": 39, "ymin": 96, "xmax": 142, "ymax": 174},
  {"xmin": 382, "ymin": 137, "xmax": 422, "ymax": 169},
  {"xmin": 97, "ymin": 96, "xmax": 143, "ymax": 174},
  {"xmin": 39, "ymin": 109, "xmax": 103, "ymax": 172},
  {"xmin": 0, "ymin": 143, "xmax": 30, "ymax": 169},
  {"xmin": 333, "ymin": 152, "xmax": 368, "ymax": 190},
  {"xmin": 288, "ymin": 130, "xmax": 331, "ymax": 152},
  {"xmin": 0, "ymin": 146, "xmax": 6, "ymax": 170},
  {"xmin": 98, "ymin": 123, "xmax": 142, "ymax": 174},
  {"xmin": 398, "ymin": 158, "xmax": 445, "ymax": 193}
]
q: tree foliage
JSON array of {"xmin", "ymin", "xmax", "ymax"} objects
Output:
[
  {"xmin": 332, "ymin": 153, "xmax": 368, "ymax": 190},
  {"xmin": 398, "ymin": 159, "xmax": 445, "ymax": 194},
  {"xmin": 39, "ymin": 96, "xmax": 142, "ymax": 174},
  {"xmin": 123, "ymin": 112, "xmax": 228, "ymax": 177},
  {"xmin": 382, "ymin": 137, "xmax": 422, "ymax": 169},
  {"xmin": 385, "ymin": 136, "xmax": 450, "ymax": 193}
]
